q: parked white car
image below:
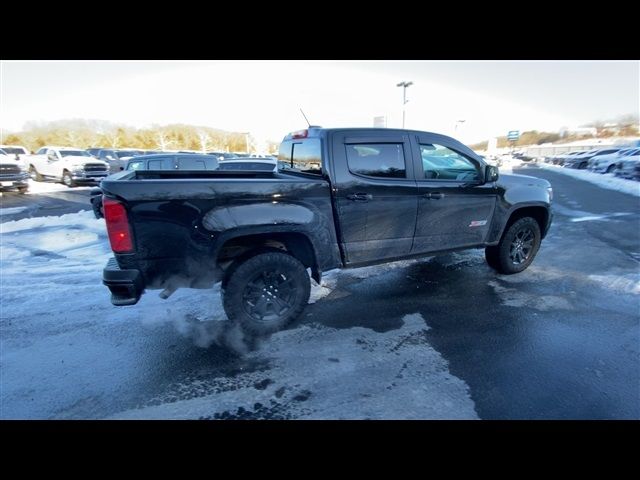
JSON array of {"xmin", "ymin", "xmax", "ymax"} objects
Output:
[
  {"xmin": 0, "ymin": 145, "xmax": 30, "ymax": 165},
  {"xmin": 27, "ymin": 147, "xmax": 110, "ymax": 187},
  {"xmin": 614, "ymin": 151, "xmax": 640, "ymax": 180},
  {"xmin": 0, "ymin": 148, "xmax": 30, "ymax": 193},
  {"xmin": 589, "ymin": 148, "xmax": 640, "ymax": 174}
]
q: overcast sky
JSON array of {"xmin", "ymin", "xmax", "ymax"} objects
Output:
[{"xmin": 1, "ymin": 60, "xmax": 638, "ymax": 145}]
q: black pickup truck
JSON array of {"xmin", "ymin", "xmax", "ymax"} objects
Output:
[{"xmin": 101, "ymin": 127, "xmax": 552, "ymax": 335}]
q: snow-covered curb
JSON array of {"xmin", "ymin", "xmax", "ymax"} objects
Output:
[{"xmin": 538, "ymin": 163, "xmax": 640, "ymax": 197}]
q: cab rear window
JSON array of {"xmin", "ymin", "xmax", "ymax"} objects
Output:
[{"xmin": 278, "ymin": 139, "xmax": 322, "ymax": 175}]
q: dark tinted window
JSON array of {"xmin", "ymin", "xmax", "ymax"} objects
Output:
[
  {"xmin": 594, "ymin": 149, "xmax": 618, "ymax": 156},
  {"xmin": 420, "ymin": 144, "xmax": 479, "ymax": 181},
  {"xmin": 278, "ymin": 139, "xmax": 322, "ymax": 175},
  {"xmin": 218, "ymin": 161, "xmax": 275, "ymax": 171},
  {"xmin": 127, "ymin": 161, "xmax": 144, "ymax": 171},
  {"xmin": 176, "ymin": 157, "xmax": 207, "ymax": 170},
  {"xmin": 148, "ymin": 159, "xmax": 169, "ymax": 169},
  {"xmin": 345, "ymin": 143, "xmax": 406, "ymax": 178},
  {"xmin": 1, "ymin": 147, "xmax": 26, "ymax": 155}
]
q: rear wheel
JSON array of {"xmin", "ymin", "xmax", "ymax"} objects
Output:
[
  {"xmin": 18, "ymin": 187, "xmax": 28, "ymax": 194},
  {"xmin": 29, "ymin": 166, "xmax": 43, "ymax": 182},
  {"xmin": 221, "ymin": 251, "xmax": 311, "ymax": 335},
  {"xmin": 487, "ymin": 217, "xmax": 541, "ymax": 274},
  {"xmin": 605, "ymin": 164, "xmax": 615, "ymax": 174},
  {"xmin": 91, "ymin": 197, "xmax": 103, "ymax": 219}
]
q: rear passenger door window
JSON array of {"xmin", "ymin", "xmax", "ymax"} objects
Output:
[
  {"xmin": 345, "ymin": 143, "xmax": 406, "ymax": 179},
  {"xmin": 148, "ymin": 159, "xmax": 168, "ymax": 169},
  {"xmin": 176, "ymin": 157, "xmax": 206, "ymax": 170}
]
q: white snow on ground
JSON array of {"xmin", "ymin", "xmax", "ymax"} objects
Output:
[
  {"xmin": 538, "ymin": 163, "xmax": 640, "ymax": 197},
  {"xmin": 0, "ymin": 207, "xmax": 28, "ymax": 216},
  {"xmin": 25, "ymin": 179, "xmax": 93, "ymax": 194},
  {"xmin": 1, "ymin": 211, "xmax": 478, "ymax": 419},
  {"xmin": 495, "ymin": 156, "xmax": 524, "ymax": 174}
]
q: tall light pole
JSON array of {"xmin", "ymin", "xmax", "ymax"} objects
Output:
[{"xmin": 396, "ymin": 81, "xmax": 413, "ymax": 128}]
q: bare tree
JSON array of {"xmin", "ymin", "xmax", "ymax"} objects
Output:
[
  {"xmin": 101, "ymin": 129, "xmax": 120, "ymax": 149},
  {"xmin": 155, "ymin": 130, "xmax": 174, "ymax": 150},
  {"xmin": 197, "ymin": 129, "xmax": 212, "ymax": 153},
  {"xmin": 65, "ymin": 130, "xmax": 79, "ymax": 147}
]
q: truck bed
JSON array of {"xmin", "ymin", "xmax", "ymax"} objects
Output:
[{"xmin": 100, "ymin": 169, "xmax": 342, "ymax": 294}]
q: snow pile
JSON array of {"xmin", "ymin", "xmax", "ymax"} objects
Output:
[{"xmin": 538, "ymin": 163, "xmax": 640, "ymax": 197}]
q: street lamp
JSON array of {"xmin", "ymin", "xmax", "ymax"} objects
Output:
[
  {"xmin": 396, "ymin": 81, "xmax": 413, "ymax": 128},
  {"xmin": 241, "ymin": 132, "xmax": 250, "ymax": 154}
]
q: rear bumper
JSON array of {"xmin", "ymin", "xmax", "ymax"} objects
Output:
[{"xmin": 103, "ymin": 257, "xmax": 145, "ymax": 306}]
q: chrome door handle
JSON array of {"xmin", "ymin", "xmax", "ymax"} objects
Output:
[{"xmin": 346, "ymin": 193, "xmax": 373, "ymax": 201}]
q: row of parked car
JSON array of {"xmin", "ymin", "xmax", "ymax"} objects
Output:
[
  {"xmin": 86, "ymin": 150, "xmax": 280, "ymax": 218},
  {"xmin": 0, "ymin": 144, "xmax": 280, "ymax": 194},
  {"xmin": 542, "ymin": 146, "xmax": 640, "ymax": 180},
  {"xmin": 85, "ymin": 147, "xmax": 274, "ymax": 173}
]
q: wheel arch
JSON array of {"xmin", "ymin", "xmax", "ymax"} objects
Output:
[
  {"xmin": 499, "ymin": 204, "xmax": 550, "ymax": 241},
  {"xmin": 216, "ymin": 229, "xmax": 321, "ymax": 284}
]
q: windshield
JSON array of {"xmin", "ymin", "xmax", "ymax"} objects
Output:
[
  {"xmin": 115, "ymin": 151, "xmax": 141, "ymax": 159},
  {"xmin": 1, "ymin": 147, "xmax": 27, "ymax": 155},
  {"xmin": 59, "ymin": 150, "xmax": 91, "ymax": 157}
]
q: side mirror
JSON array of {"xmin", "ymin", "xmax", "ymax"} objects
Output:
[{"xmin": 485, "ymin": 165, "xmax": 499, "ymax": 183}]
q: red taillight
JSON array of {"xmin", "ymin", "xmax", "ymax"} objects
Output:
[
  {"xmin": 103, "ymin": 196, "xmax": 134, "ymax": 253},
  {"xmin": 291, "ymin": 129, "xmax": 308, "ymax": 139}
]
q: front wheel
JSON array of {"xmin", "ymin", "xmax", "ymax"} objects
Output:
[
  {"xmin": 18, "ymin": 187, "xmax": 28, "ymax": 194},
  {"xmin": 62, "ymin": 171, "xmax": 76, "ymax": 187},
  {"xmin": 221, "ymin": 251, "xmax": 311, "ymax": 335},
  {"xmin": 29, "ymin": 166, "xmax": 43, "ymax": 182},
  {"xmin": 605, "ymin": 164, "xmax": 615, "ymax": 174},
  {"xmin": 486, "ymin": 217, "xmax": 541, "ymax": 274}
]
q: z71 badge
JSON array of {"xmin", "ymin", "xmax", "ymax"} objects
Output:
[{"xmin": 469, "ymin": 220, "xmax": 487, "ymax": 227}]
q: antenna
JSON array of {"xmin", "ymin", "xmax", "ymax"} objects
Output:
[{"xmin": 300, "ymin": 108, "xmax": 311, "ymax": 128}]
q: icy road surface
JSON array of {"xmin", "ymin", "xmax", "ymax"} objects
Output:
[{"xmin": 0, "ymin": 211, "xmax": 477, "ymax": 419}]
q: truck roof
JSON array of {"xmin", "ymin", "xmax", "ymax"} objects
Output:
[{"xmin": 282, "ymin": 127, "xmax": 460, "ymax": 140}]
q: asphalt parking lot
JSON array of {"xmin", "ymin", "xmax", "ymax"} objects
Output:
[{"xmin": 1, "ymin": 169, "xmax": 639, "ymax": 419}]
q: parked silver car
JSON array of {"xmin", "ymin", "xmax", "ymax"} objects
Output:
[{"xmin": 589, "ymin": 148, "xmax": 640, "ymax": 174}]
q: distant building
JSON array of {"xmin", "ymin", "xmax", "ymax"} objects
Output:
[
  {"xmin": 373, "ymin": 116, "xmax": 387, "ymax": 128},
  {"xmin": 559, "ymin": 126, "xmax": 597, "ymax": 137}
]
